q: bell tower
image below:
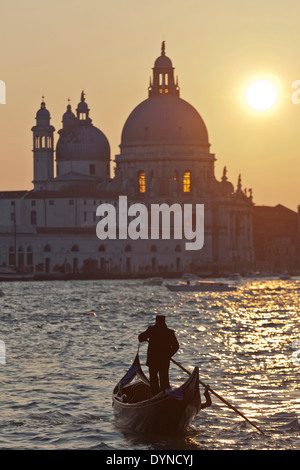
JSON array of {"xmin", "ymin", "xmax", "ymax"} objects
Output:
[{"xmin": 31, "ymin": 98, "xmax": 55, "ymax": 190}]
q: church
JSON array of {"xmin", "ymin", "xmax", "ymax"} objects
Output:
[{"xmin": 0, "ymin": 43, "xmax": 255, "ymax": 279}]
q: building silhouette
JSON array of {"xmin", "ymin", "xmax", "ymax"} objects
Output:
[
  {"xmin": 0, "ymin": 44, "xmax": 261, "ymax": 278},
  {"xmin": 253, "ymin": 204, "xmax": 300, "ymax": 273}
]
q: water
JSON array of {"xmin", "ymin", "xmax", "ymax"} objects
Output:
[{"xmin": 0, "ymin": 277, "xmax": 299, "ymax": 450}]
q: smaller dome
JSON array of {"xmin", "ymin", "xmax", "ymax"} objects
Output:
[
  {"xmin": 77, "ymin": 90, "xmax": 89, "ymax": 112},
  {"xmin": 63, "ymin": 104, "xmax": 76, "ymax": 122},
  {"xmin": 36, "ymin": 101, "xmax": 50, "ymax": 120},
  {"xmin": 56, "ymin": 125, "xmax": 110, "ymax": 162},
  {"xmin": 154, "ymin": 54, "xmax": 173, "ymax": 68},
  {"xmin": 77, "ymin": 100, "xmax": 88, "ymax": 112}
]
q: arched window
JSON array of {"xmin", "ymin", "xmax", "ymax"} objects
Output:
[
  {"xmin": 30, "ymin": 210, "xmax": 37, "ymax": 226},
  {"xmin": 18, "ymin": 246, "xmax": 24, "ymax": 269},
  {"xmin": 183, "ymin": 170, "xmax": 191, "ymax": 193},
  {"xmin": 150, "ymin": 245, "xmax": 157, "ymax": 252},
  {"xmin": 44, "ymin": 244, "xmax": 51, "ymax": 252},
  {"xmin": 27, "ymin": 247, "xmax": 33, "ymax": 266},
  {"xmin": 125, "ymin": 244, "xmax": 132, "ymax": 252},
  {"xmin": 138, "ymin": 171, "xmax": 146, "ymax": 193},
  {"xmin": 98, "ymin": 245, "xmax": 105, "ymax": 252},
  {"xmin": 8, "ymin": 246, "xmax": 15, "ymax": 266},
  {"xmin": 71, "ymin": 244, "xmax": 79, "ymax": 252}
]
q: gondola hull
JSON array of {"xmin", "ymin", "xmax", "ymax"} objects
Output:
[
  {"xmin": 166, "ymin": 282, "xmax": 237, "ymax": 292},
  {"xmin": 112, "ymin": 360, "xmax": 201, "ymax": 435}
]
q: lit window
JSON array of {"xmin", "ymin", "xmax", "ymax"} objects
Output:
[
  {"xmin": 138, "ymin": 171, "xmax": 146, "ymax": 193},
  {"xmin": 183, "ymin": 170, "xmax": 191, "ymax": 193}
]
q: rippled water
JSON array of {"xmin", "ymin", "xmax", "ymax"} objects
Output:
[{"xmin": 0, "ymin": 277, "xmax": 299, "ymax": 450}]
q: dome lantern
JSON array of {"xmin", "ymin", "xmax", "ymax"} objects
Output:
[
  {"xmin": 76, "ymin": 90, "xmax": 91, "ymax": 124},
  {"xmin": 62, "ymin": 100, "xmax": 76, "ymax": 133},
  {"xmin": 148, "ymin": 42, "xmax": 180, "ymax": 97}
]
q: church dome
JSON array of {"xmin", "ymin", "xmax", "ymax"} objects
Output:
[
  {"xmin": 120, "ymin": 43, "xmax": 210, "ymax": 152},
  {"xmin": 56, "ymin": 92, "xmax": 110, "ymax": 162},
  {"xmin": 35, "ymin": 100, "xmax": 51, "ymax": 126},
  {"xmin": 56, "ymin": 124, "xmax": 110, "ymax": 162},
  {"xmin": 154, "ymin": 54, "xmax": 173, "ymax": 68},
  {"xmin": 62, "ymin": 104, "xmax": 76, "ymax": 123},
  {"xmin": 121, "ymin": 94, "xmax": 209, "ymax": 148}
]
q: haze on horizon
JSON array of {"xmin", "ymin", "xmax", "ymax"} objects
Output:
[{"xmin": 0, "ymin": 0, "xmax": 299, "ymax": 211}]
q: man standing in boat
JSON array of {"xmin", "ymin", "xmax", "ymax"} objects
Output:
[{"xmin": 138, "ymin": 315, "xmax": 180, "ymax": 396}]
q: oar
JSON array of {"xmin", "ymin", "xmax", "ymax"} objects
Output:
[{"xmin": 170, "ymin": 356, "xmax": 266, "ymax": 436}]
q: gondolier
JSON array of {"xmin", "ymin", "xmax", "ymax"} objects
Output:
[{"xmin": 138, "ymin": 315, "xmax": 179, "ymax": 396}]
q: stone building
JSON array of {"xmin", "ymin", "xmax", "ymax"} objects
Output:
[{"xmin": 253, "ymin": 204, "xmax": 300, "ymax": 273}]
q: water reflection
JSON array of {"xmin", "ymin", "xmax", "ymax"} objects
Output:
[{"xmin": 0, "ymin": 277, "xmax": 299, "ymax": 449}]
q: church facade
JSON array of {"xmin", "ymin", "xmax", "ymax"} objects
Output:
[{"xmin": 0, "ymin": 44, "xmax": 255, "ymax": 278}]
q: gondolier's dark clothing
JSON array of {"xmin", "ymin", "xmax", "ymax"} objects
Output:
[{"xmin": 138, "ymin": 322, "xmax": 179, "ymax": 396}]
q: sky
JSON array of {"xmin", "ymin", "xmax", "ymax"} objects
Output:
[{"xmin": 0, "ymin": 0, "xmax": 299, "ymax": 211}]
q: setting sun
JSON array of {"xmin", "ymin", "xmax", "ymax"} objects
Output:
[{"xmin": 245, "ymin": 79, "xmax": 278, "ymax": 111}]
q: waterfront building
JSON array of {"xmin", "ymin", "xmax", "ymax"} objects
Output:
[{"xmin": 0, "ymin": 44, "xmax": 255, "ymax": 278}]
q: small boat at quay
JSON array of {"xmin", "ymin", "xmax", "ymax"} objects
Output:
[
  {"xmin": 143, "ymin": 277, "xmax": 164, "ymax": 286},
  {"xmin": 112, "ymin": 354, "xmax": 201, "ymax": 435},
  {"xmin": 166, "ymin": 280, "xmax": 237, "ymax": 292},
  {"xmin": 0, "ymin": 267, "xmax": 34, "ymax": 281}
]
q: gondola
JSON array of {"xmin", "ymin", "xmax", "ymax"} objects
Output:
[
  {"xmin": 112, "ymin": 354, "xmax": 201, "ymax": 435},
  {"xmin": 166, "ymin": 280, "xmax": 237, "ymax": 292}
]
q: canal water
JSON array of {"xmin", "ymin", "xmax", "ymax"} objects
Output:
[{"xmin": 0, "ymin": 277, "xmax": 299, "ymax": 450}]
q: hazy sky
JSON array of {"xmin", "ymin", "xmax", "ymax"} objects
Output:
[{"xmin": 0, "ymin": 0, "xmax": 299, "ymax": 210}]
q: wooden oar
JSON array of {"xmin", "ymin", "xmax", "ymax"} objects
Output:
[{"xmin": 170, "ymin": 356, "xmax": 266, "ymax": 436}]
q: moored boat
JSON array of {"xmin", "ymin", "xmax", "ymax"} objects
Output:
[
  {"xmin": 166, "ymin": 280, "xmax": 237, "ymax": 292},
  {"xmin": 279, "ymin": 272, "xmax": 291, "ymax": 280},
  {"xmin": 112, "ymin": 354, "xmax": 201, "ymax": 435},
  {"xmin": 0, "ymin": 267, "xmax": 34, "ymax": 281},
  {"xmin": 143, "ymin": 277, "xmax": 164, "ymax": 286}
]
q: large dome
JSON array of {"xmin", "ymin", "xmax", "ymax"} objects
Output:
[
  {"xmin": 56, "ymin": 125, "xmax": 110, "ymax": 162},
  {"xmin": 120, "ymin": 43, "xmax": 210, "ymax": 152},
  {"xmin": 120, "ymin": 94, "xmax": 210, "ymax": 149}
]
